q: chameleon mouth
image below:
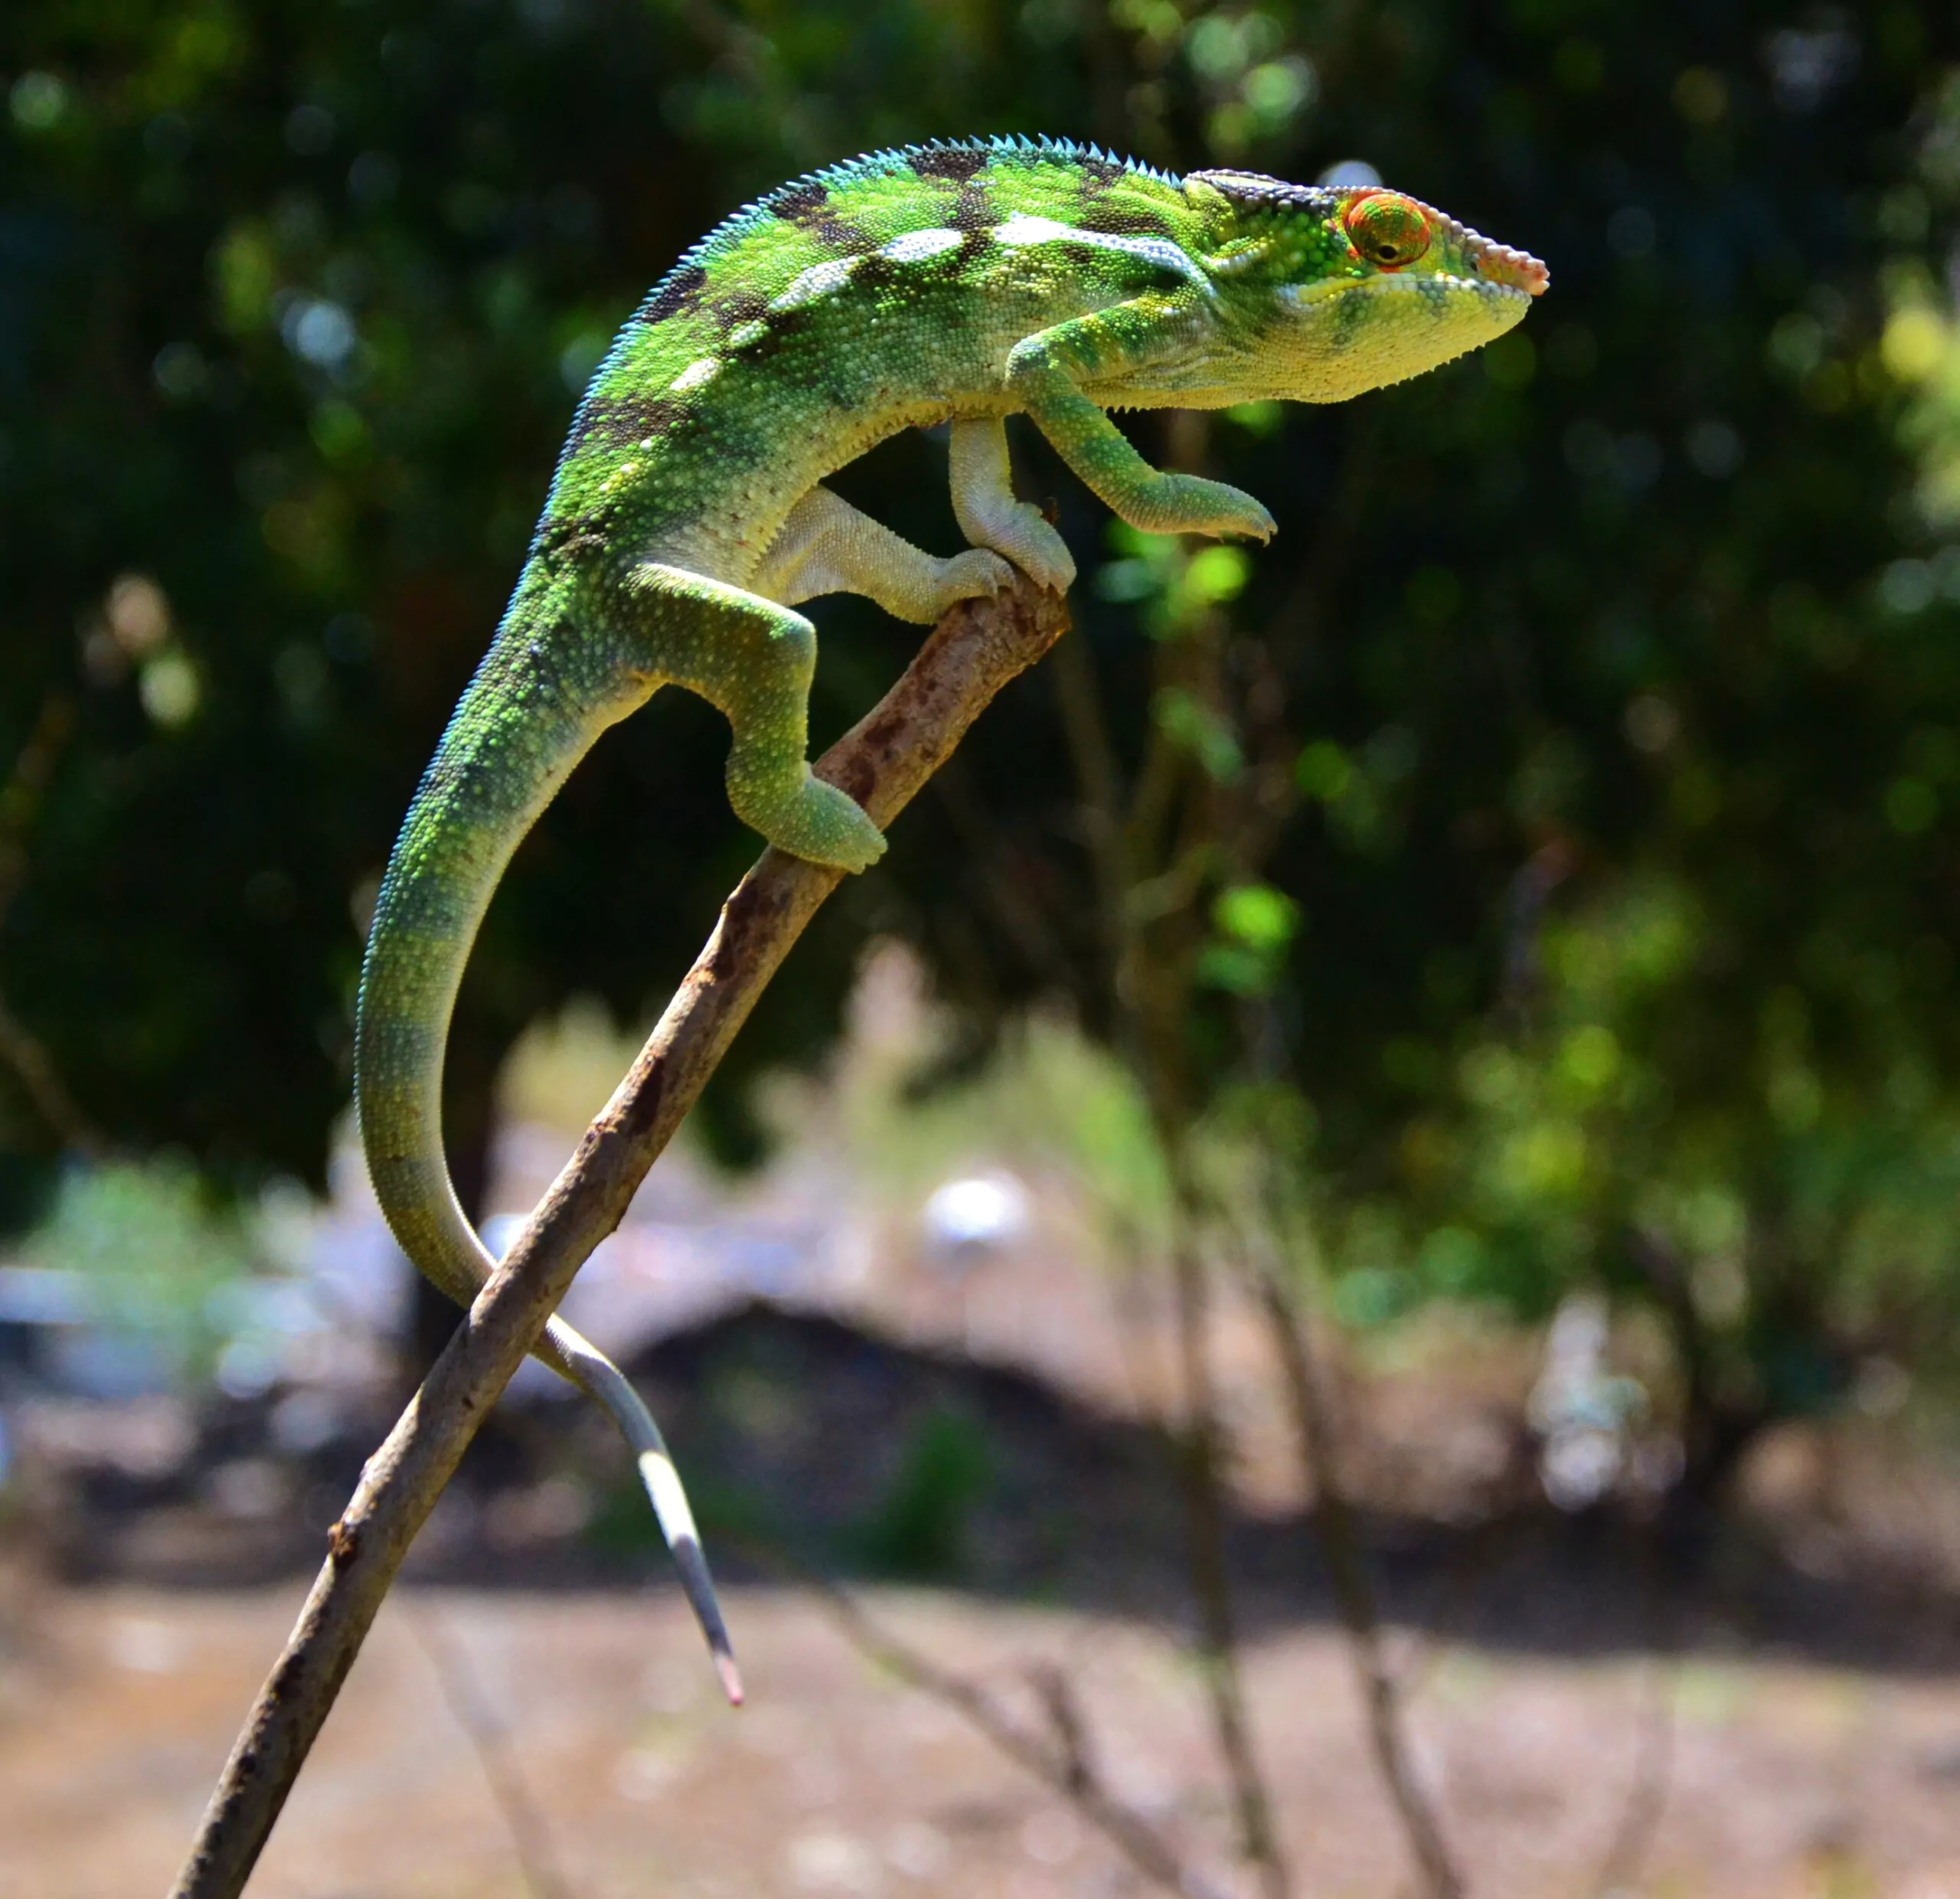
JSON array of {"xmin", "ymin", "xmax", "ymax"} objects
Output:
[{"xmin": 1279, "ymin": 272, "xmax": 1534, "ymax": 311}]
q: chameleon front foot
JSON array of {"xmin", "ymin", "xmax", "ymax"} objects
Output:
[
  {"xmin": 949, "ymin": 416, "xmax": 1078, "ymax": 593},
  {"xmin": 965, "ymin": 498, "xmax": 1076, "ymax": 593},
  {"xmin": 1119, "ymin": 472, "xmax": 1276, "ymax": 544}
]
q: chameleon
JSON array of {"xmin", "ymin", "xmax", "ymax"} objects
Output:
[{"xmin": 354, "ymin": 135, "xmax": 1546, "ymax": 1698}]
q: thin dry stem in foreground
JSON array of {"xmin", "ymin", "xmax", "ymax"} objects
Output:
[
  {"xmin": 717, "ymin": 1525, "xmax": 1236, "ymax": 1899},
  {"xmin": 805, "ymin": 1575, "xmax": 1238, "ymax": 1899},
  {"xmin": 168, "ymin": 575, "xmax": 1070, "ymax": 1899},
  {"xmin": 1256, "ymin": 1269, "xmax": 1464, "ymax": 1898}
]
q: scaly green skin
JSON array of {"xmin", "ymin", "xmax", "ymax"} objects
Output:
[{"xmin": 354, "ymin": 136, "xmax": 1547, "ymax": 1681}]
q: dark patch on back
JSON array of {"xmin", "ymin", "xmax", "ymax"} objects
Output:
[
  {"xmin": 709, "ymin": 285, "xmax": 771, "ymax": 330},
  {"xmin": 637, "ymin": 262, "xmax": 707, "ymax": 325},
  {"xmin": 1076, "ymin": 153, "xmax": 1127, "ymax": 191},
  {"xmin": 810, "ymin": 210, "xmax": 878, "ymax": 252},
  {"xmin": 535, "ymin": 509, "xmax": 618, "ymax": 570},
  {"xmin": 773, "ymin": 179, "xmax": 829, "ymax": 221},
  {"xmin": 948, "ymin": 184, "xmax": 995, "ymax": 233},
  {"xmin": 1080, "ymin": 198, "xmax": 1168, "ymax": 237},
  {"xmin": 729, "ymin": 300, "xmax": 818, "ymax": 368},
  {"xmin": 851, "ymin": 252, "xmax": 899, "ymax": 295},
  {"xmin": 771, "ymin": 178, "xmax": 877, "ymax": 255},
  {"xmin": 569, "ymin": 394, "xmax": 682, "ymax": 454},
  {"xmin": 1188, "ymin": 170, "xmax": 1335, "ymax": 220},
  {"xmin": 910, "ymin": 145, "xmax": 990, "ymax": 184}
]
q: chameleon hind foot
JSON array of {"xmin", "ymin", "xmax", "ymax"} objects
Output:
[
  {"xmin": 623, "ymin": 561, "xmax": 887, "ymax": 872},
  {"xmin": 733, "ymin": 761, "xmax": 887, "ymax": 871}
]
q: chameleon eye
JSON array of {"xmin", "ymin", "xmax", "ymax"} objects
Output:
[{"xmin": 1342, "ymin": 192, "xmax": 1431, "ymax": 270}]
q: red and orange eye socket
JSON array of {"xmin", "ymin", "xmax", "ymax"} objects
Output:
[{"xmin": 1342, "ymin": 191, "xmax": 1431, "ymax": 270}]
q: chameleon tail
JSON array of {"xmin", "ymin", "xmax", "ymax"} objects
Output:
[
  {"xmin": 548, "ymin": 1331, "xmax": 743, "ymax": 1705},
  {"xmin": 355, "ymin": 606, "xmax": 740, "ymax": 1701}
]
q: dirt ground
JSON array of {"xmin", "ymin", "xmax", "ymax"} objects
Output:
[
  {"xmin": 7, "ymin": 1576, "xmax": 1960, "ymax": 1899},
  {"xmin": 12, "ymin": 1074, "xmax": 1960, "ymax": 1899}
]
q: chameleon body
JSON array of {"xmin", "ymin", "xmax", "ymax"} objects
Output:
[{"xmin": 354, "ymin": 137, "xmax": 1546, "ymax": 1688}]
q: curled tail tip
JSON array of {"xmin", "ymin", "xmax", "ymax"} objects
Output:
[
  {"xmin": 572, "ymin": 1346, "xmax": 740, "ymax": 1702},
  {"xmin": 671, "ymin": 1529, "xmax": 743, "ymax": 1705},
  {"xmin": 637, "ymin": 1444, "xmax": 742, "ymax": 1704}
]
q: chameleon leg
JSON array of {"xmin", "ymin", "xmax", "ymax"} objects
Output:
[
  {"xmin": 1006, "ymin": 299, "xmax": 1277, "ymax": 541},
  {"xmin": 750, "ymin": 484, "xmax": 1012, "ymax": 624},
  {"xmin": 623, "ymin": 561, "xmax": 887, "ymax": 870},
  {"xmin": 948, "ymin": 416, "xmax": 1077, "ymax": 593}
]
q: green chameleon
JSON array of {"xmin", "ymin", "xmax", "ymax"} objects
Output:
[{"xmin": 354, "ymin": 136, "xmax": 1546, "ymax": 1694}]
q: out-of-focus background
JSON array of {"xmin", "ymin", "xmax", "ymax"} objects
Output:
[{"xmin": 8, "ymin": 3, "xmax": 1960, "ymax": 1895}]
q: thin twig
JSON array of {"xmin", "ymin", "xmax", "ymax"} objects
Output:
[
  {"xmin": 1026, "ymin": 1660, "xmax": 1098, "ymax": 1799},
  {"xmin": 1589, "ymin": 1654, "xmax": 1674, "ymax": 1899},
  {"xmin": 1164, "ymin": 1173, "xmax": 1292, "ymax": 1899},
  {"xmin": 400, "ymin": 1603, "xmax": 577, "ymax": 1899},
  {"xmin": 790, "ymin": 1562, "xmax": 1238, "ymax": 1899},
  {"xmin": 926, "ymin": 753, "xmax": 1081, "ymax": 993},
  {"xmin": 0, "ymin": 995, "xmax": 106, "ymax": 1158},
  {"xmin": 1242, "ymin": 1232, "xmax": 1465, "ymax": 1899},
  {"xmin": 0, "ymin": 692, "xmax": 105, "ymax": 1156},
  {"xmin": 1048, "ymin": 529, "xmax": 1291, "ymax": 1899},
  {"xmin": 167, "ymin": 575, "xmax": 1070, "ymax": 1899},
  {"xmin": 1046, "ymin": 632, "xmax": 1127, "ymax": 1003}
]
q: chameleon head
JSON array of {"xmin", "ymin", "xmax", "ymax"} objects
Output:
[{"xmin": 1187, "ymin": 169, "xmax": 1548, "ymax": 404}]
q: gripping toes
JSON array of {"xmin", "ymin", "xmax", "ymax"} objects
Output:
[
  {"xmin": 971, "ymin": 502, "xmax": 1077, "ymax": 593},
  {"xmin": 936, "ymin": 547, "xmax": 1018, "ymax": 608},
  {"xmin": 949, "ymin": 416, "xmax": 1078, "ymax": 595}
]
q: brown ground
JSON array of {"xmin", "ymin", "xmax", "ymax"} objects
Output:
[
  {"xmin": 11, "ymin": 1106, "xmax": 1960, "ymax": 1899},
  {"xmin": 6, "ymin": 1574, "xmax": 1960, "ymax": 1899}
]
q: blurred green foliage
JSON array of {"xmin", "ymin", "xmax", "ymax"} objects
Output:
[
  {"xmin": 5, "ymin": 2, "xmax": 1960, "ymax": 1475},
  {"xmin": 19, "ymin": 1159, "xmax": 255, "ymax": 1381},
  {"xmin": 853, "ymin": 1404, "xmax": 993, "ymax": 1578}
]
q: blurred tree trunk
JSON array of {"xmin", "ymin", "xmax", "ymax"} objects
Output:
[{"xmin": 1631, "ymin": 1223, "xmax": 1850, "ymax": 1525}]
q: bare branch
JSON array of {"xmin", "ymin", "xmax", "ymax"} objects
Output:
[
  {"xmin": 1589, "ymin": 1654, "xmax": 1674, "ymax": 1899},
  {"xmin": 1047, "ymin": 531, "xmax": 1291, "ymax": 1899},
  {"xmin": 0, "ymin": 994, "xmax": 106, "ymax": 1159},
  {"xmin": 796, "ymin": 1567, "xmax": 1238, "ymax": 1899},
  {"xmin": 1165, "ymin": 1184, "xmax": 1292, "ymax": 1899},
  {"xmin": 167, "ymin": 575, "xmax": 1070, "ymax": 1899},
  {"xmin": 0, "ymin": 692, "xmax": 105, "ymax": 1157},
  {"xmin": 1026, "ymin": 1660, "xmax": 1097, "ymax": 1799},
  {"xmin": 1241, "ymin": 1235, "xmax": 1465, "ymax": 1899}
]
